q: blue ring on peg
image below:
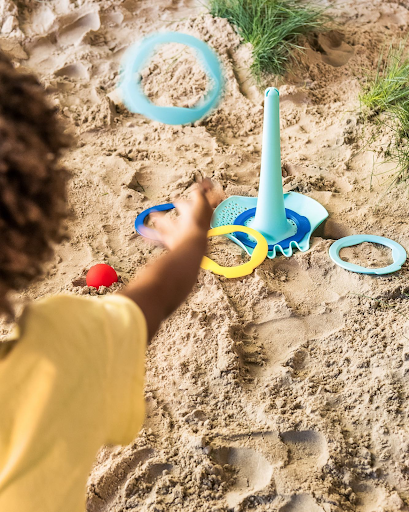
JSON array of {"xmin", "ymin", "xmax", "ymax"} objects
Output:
[{"xmin": 233, "ymin": 207, "xmax": 311, "ymax": 251}]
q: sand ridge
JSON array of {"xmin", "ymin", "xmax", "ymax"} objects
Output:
[{"xmin": 2, "ymin": 0, "xmax": 409, "ymax": 510}]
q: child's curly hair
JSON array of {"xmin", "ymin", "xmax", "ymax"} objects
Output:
[{"xmin": 0, "ymin": 52, "xmax": 70, "ymax": 314}]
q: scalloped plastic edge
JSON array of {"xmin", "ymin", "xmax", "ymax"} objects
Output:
[{"xmin": 223, "ymin": 233, "xmax": 312, "ymax": 258}]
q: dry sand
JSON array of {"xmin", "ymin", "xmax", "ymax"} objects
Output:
[{"xmin": 2, "ymin": 0, "xmax": 409, "ymax": 510}]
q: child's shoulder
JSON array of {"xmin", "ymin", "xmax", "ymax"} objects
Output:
[
  {"xmin": 31, "ymin": 293, "xmax": 135, "ymax": 311},
  {"xmin": 23, "ymin": 293, "xmax": 143, "ymax": 334},
  {"xmin": 26, "ymin": 294, "xmax": 99, "ymax": 322},
  {"xmin": 18, "ymin": 294, "xmax": 108, "ymax": 340}
]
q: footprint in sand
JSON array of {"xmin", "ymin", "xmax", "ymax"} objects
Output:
[
  {"xmin": 123, "ymin": 461, "xmax": 173, "ymax": 500},
  {"xmin": 279, "ymin": 493, "xmax": 325, "ymax": 512},
  {"xmin": 87, "ymin": 447, "xmax": 154, "ymax": 512},
  {"xmin": 211, "ymin": 445, "xmax": 274, "ymax": 510},
  {"xmin": 272, "ymin": 430, "xmax": 329, "ymax": 506},
  {"xmin": 310, "ymin": 30, "xmax": 354, "ymax": 68},
  {"xmin": 58, "ymin": 12, "xmax": 100, "ymax": 46},
  {"xmin": 54, "ymin": 62, "xmax": 89, "ymax": 79},
  {"xmin": 209, "ymin": 430, "xmax": 328, "ymax": 510},
  {"xmin": 280, "ymin": 430, "xmax": 329, "ymax": 473},
  {"xmin": 251, "ymin": 309, "xmax": 342, "ymax": 378}
]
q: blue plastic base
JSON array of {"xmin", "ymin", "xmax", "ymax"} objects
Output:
[
  {"xmin": 233, "ymin": 207, "xmax": 310, "ymax": 251},
  {"xmin": 211, "ymin": 192, "xmax": 329, "ymax": 259}
]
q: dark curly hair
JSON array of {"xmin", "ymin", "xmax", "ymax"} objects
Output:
[{"xmin": 0, "ymin": 52, "xmax": 70, "ymax": 315}]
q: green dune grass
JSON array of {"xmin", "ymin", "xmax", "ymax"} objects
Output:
[
  {"xmin": 208, "ymin": 0, "xmax": 329, "ymax": 80},
  {"xmin": 360, "ymin": 43, "xmax": 409, "ymax": 189}
]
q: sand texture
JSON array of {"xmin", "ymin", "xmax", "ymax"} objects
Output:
[{"xmin": 3, "ymin": 0, "xmax": 409, "ymax": 510}]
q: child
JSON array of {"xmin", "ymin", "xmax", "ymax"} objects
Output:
[{"xmin": 0, "ymin": 51, "xmax": 219, "ymax": 512}]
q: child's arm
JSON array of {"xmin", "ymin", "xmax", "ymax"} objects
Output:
[{"xmin": 120, "ymin": 187, "xmax": 214, "ymax": 341}]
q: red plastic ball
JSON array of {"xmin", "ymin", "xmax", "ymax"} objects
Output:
[{"xmin": 86, "ymin": 264, "xmax": 118, "ymax": 289}]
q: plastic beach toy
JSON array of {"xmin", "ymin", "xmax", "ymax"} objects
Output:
[
  {"xmin": 329, "ymin": 235, "xmax": 407, "ymax": 275},
  {"xmin": 211, "ymin": 87, "xmax": 328, "ymax": 259},
  {"xmin": 134, "ymin": 203, "xmax": 175, "ymax": 242},
  {"xmin": 201, "ymin": 226, "xmax": 268, "ymax": 278},
  {"xmin": 86, "ymin": 264, "xmax": 118, "ymax": 289},
  {"xmin": 134, "ymin": 205, "xmax": 268, "ymax": 278},
  {"xmin": 119, "ymin": 32, "xmax": 223, "ymax": 125}
]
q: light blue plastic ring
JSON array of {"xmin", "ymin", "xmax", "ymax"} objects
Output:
[
  {"xmin": 329, "ymin": 235, "xmax": 407, "ymax": 275},
  {"xmin": 119, "ymin": 32, "xmax": 223, "ymax": 125}
]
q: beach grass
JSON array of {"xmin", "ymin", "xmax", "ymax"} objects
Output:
[
  {"xmin": 208, "ymin": 0, "xmax": 329, "ymax": 80},
  {"xmin": 360, "ymin": 42, "xmax": 409, "ymax": 189}
]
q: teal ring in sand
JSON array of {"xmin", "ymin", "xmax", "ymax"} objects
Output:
[
  {"xmin": 119, "ymin": 32, "xmax": 223, "ymax": 125},
  {"xmin": 329, "ymin": 235, "xmax": 407, "ymax": 275}
]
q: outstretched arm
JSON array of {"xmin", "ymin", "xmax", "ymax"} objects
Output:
[{"xmin": 120, "ymin": 185, "xmax": 219, "ymax": 341}]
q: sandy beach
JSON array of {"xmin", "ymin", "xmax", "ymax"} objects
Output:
[{"xmin": 2, "ymin": 0, "xmax": 409, "ymax": 510}]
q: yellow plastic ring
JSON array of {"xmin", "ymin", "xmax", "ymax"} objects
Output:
[{"xmin": 201, "ymin": 225, "xmax": 268, "ymax": 278}]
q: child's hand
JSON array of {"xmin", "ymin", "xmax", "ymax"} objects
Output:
[
  {"xmin": 151, "ymin": 180, "xmax": 223, "ymax": 251},
  {"xmin": 123, "ymin": 180, "xmax": 225, "ymax": 339},
  {"xmin": 200, "ymin": 177, "xmax": 226, "ymax": 209}
]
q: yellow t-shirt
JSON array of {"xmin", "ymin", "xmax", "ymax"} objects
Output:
[{"xmin": 0, "ymin": 294, "xmax": 147, "ymax": 512}]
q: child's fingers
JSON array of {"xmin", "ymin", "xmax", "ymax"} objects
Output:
[
  {"xmin": 188, "ymin": 189, "xmax": 209, "ymax": 214},
  {"xmin": 173, "ymin": 198, "xmax": 192, "ymax": 217},
  {"xmin": 200, "ymin": 177, "xmax": 214, "ymax": 194},
  {"xmin": 195, "ymin": 178, "xmax": 225, "ymax": 208},
  {"xmin": 205, "ymin": 186, "xmax": 225, "ymax": 208},
  {"xmin": 138, "ymin": 225, "xmax": 164, "ymax": 245},
  {"xmin": 138, "ymin": 212, "xmax": 171, "ymax": 245},
  {"xmin": 149, "ymin": 211, "xmax": 165, "ymax": 224},
  {"xmin": 193, "ymin": 178, "xmax": 212, "ymax": 197},
  {"xmin": 150, "ymin": 211, "xmax": 173, "ymax": 233},
  {"xmin": 138, "ymin": 218, "xmax": 164, "ymax": 244}
]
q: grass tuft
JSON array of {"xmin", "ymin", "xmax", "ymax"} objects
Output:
[
  {"xmin": 360, "ymin": 43, "xmax": 409, "ymax": 115},
  {"xmin": 208, "ymin": 0, "xmax": 329, "ymax": 80},
  {"xmin": 359, "ymin": 42, "xmax": 409, "ymax": 190}
]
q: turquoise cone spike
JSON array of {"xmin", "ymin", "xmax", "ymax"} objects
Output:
[{"xmin": 250, "ymin": 88, "xmax": 296, "ymax": 244}]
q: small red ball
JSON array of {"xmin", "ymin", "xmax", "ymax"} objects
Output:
[{"xmin": 86, "ymin": 264, "xmax": 118, "ymax": 289}]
